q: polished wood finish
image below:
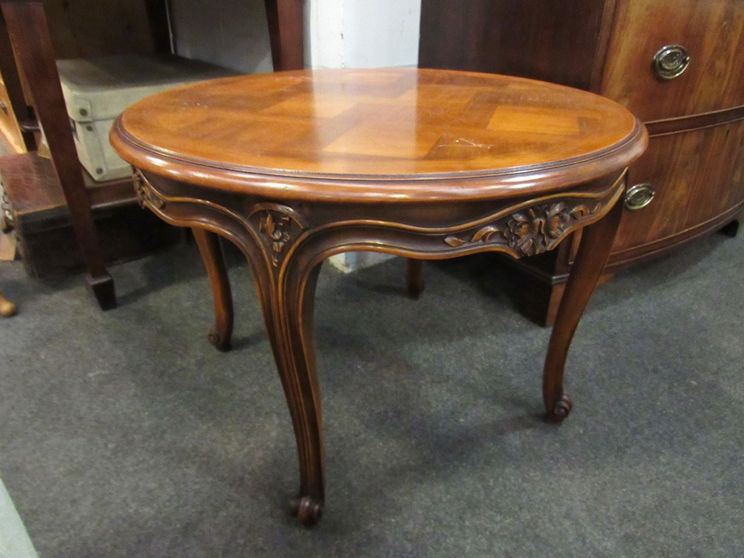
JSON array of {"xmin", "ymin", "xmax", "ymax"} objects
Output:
[
  {"xmin": 114, "ymin": 70, "xmax": 641, "ymax": 189},
  {"xmin": 601, "ymin": 0, "xmax": 744, "ymax": 121},
  {"xmin": 611, "ymin": 119, "xmax": 744, "ymax": 263},
  {"xmin": 543, "ymin": 199, "xmax": 622, "ymax": 422},
  {"xmin": 419, "ymin": 0, "xmax": 744, "ymax": 326},
  {"xmin": 111, "ymin": 69, "xmax": 646, "ymax": 525},
  {"xmin": 1, "ymin": 0, "xmax": 115, "ymax": 309}
]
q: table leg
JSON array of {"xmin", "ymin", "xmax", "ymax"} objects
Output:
[
  {"xmin": 406, "ymin": 258, "xmax": 425, "ymax": 299},
  {"xmin": 193, "ymin": 227, "xmax": 234, "ymax": 352},
  {"xmin": 252, "ymin": 255, "xmax": 325, "ymax": 526},
  {"xmin": 542, "ymin": 200, "xmax": 623, "ymax": 423}
]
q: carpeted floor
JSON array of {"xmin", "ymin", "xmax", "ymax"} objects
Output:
[{"xmin": 0, "ymin": 226, "xmax": 742, "ymax": 557}]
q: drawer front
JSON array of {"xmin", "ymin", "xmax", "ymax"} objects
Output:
[
  {"xmin": 610, "ymin": 119, "xmax": 744, "ymax": 258},
  {"xmin": 601, "ymin": 0, "xmax": 744, "ymax": 122},
  {"xmin": 0, "ymin": 80, "xmax": 25, "ymax": 153}
]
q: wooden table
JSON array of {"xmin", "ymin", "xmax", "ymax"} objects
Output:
[{"xmin": 110, "ymin": 68, "xmax": 647, "ymax": 525}]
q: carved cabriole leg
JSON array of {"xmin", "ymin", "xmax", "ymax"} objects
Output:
[
  {"xmin": 132, "ymin": 172, "xmax": 326, "ymax": 524},
  {"xmin": 542, "ymin": 199, "xmax": 624, "ymax": 423},
  {"xmin": 192, "ymin": 227, "xmax": 234, "ymax": 352},
  {"xmin": 237, "ymin": 235, "xmax": 327, "ymax": 526},
  {"xmin": 272, "ymin": 257, "xmax": 325, "ymax": 526}
]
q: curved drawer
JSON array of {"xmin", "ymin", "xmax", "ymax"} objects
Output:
[{"xmin": 610, "ymin": 117, "xmax": 744, "ymax": 262}]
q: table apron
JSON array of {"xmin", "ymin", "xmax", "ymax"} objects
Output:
[{"xmin": 134, "ymin": 169, "xmax": 626, "ymax": 270}]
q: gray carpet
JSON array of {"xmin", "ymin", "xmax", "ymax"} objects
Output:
[{"xmin": 0, "ymin": 228, "xmax": 743, "ymax": 557}]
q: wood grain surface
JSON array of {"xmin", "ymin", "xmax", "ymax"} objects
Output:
[
  {"xmin": 602, "ymin": 0, "xmax": 744, "ymax": 121},
  {"xmin": 111, "ymin": 69, "xmax": 646, "ymax": 201}
]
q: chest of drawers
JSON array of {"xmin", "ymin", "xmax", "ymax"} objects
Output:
[{"xmin": 420, "ymin": 0, "xmax": 744, "ymax": 325}]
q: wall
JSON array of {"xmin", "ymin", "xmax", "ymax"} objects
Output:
[
  {"xmin": 305, "ymin": 0, "xmax": 422, "ymax": 272},
  {"xmin": 305, "ymin": 0, "xmax": 421, "ymax": 69},
  {"xmin": 170, "ymin": 0, "xmax": 422, "ymax": 72},
  {"xmin": 169, "ymin": 0, "xmax": 273, "ymax": 74}
]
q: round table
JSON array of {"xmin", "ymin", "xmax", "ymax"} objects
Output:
[{"xmin": 110, "ymin": 68, "xmax": 647, "ymax": 525}]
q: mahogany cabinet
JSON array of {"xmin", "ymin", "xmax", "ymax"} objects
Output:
[{"xmin": 420, "ymin": 0, "xmax": 744, "ymax": 325}]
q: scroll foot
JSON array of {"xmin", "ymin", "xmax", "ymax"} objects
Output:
[
  {"xmin": 545, "ymin": 393, "xmax": 573, "ymax": 424},
  {"xmin": 290, "ymin": 496, "xmax": 324, "ymax": 526},
  {"xmin": 207, "ymin": 326, "xmax": 231, "ymax": 352}
]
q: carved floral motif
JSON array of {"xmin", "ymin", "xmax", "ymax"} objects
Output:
[
  {"xmin": 260, "ymin": 212, "xmax": 293, "ymax": 267},
  {"xmin": 250, "ymin": 203, "xmax": 308, "ymax": 268},
  {"xmin": 444, "ymin": 201, "xmax": 601, "ymax": 256}
]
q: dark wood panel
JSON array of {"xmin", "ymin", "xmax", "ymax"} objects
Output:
[
  {"xmin": 265, "ymin": 0, "xmax": 304, "ymax": 70},
  {"xmin": 418, "ymin": 0, "xmax": 610, "ymax": 91},
  {"xmin": 41, "ymin": 0, "xmax": 157, "ymax": 59}
]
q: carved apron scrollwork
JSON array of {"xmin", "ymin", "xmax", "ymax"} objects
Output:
[{"xmin": 444, "ymin": 200, "xmax": 602, "ymax": 257}]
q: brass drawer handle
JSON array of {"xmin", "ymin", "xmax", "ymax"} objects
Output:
[
  {"xmin": 653, "ymin": 45, "xmax": 690, "ymax": 80},
  {"xmin": 625, "ymin": 183, "xmax": 655, "ymax": 211}
]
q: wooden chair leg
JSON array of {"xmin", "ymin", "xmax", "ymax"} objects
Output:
[
  {"xmin": 0, "ymin": 289, "xmax": 16, "ymax": 317},
  {"xmin": 1, "ymin": 1, "xmax": 115, "ymax": 310}
]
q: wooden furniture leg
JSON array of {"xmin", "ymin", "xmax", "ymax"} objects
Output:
[
  {"xmin": 0, "ymin": 288, "xmax": 16, "ymax": 317},
  {"xmin": 264, "ymin": 0, "xmax": 305, "ymax": 71},
  {"xmin": 0, "ymin": 11, "xmax": 35, "ymax": 151},
  {"xmin": 247, "ymin": 242, "xmax": 325, "ymax": 526},
  {"xmin": 1, "ymin": 1, "xmax": 115, "ymax": 310},
  {"xmin": 193, "ymin": 227, "xmax": 234, "ymax": 352},
  {"xmin": 406, "ymin": 258, "xmax": 424, "ymax": 299},
  {"xmin": 720, "ymin": 219, "xmax": 739, "ymax": 238},
  {"xmin": 542, "ymin": 199, "xmax": 623, "ymax": 423}
]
